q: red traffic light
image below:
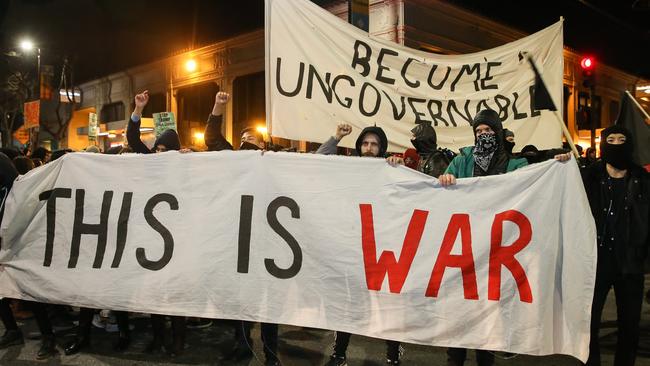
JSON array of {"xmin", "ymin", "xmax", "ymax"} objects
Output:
[{"xmin": 580, "ymin": 57, "xmax": 594, "ymax": 70}]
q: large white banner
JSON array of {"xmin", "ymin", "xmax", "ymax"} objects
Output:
[
  {"xmin": 0, "ymin": 152, "xmax": 595, "ymax": 361},
  {"xmin": 265, "ymin": 0, "xmax": 564, "ymax": 152}
]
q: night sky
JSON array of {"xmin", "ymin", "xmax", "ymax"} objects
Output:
[{"xmin": 0, "ymin": 0, "xmax": 648, "ymax": 83}]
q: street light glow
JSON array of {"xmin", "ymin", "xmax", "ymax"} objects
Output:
[
  {"xmin": 185, "ymin": 59, "xmax": 197, "ymax": 72},
  {"xmin": 20, "ymin": 39, "xmax": 35, "ymax": 52}
]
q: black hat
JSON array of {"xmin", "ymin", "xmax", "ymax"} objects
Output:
[
  {"xmin": 153, "ymin": 129, "xmax": 181, "ymax": 151},
  {"xmin": 472, "ymin": 109, "xmax": 503, "ymax": 136}
]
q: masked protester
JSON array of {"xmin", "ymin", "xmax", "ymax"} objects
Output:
[
  {"xmin": 403, "ymin": 148, "xmax": 420, "ymax": 170},
  {"xmin": 582, "ymin": 125, "xmax": 649, "ymax": 366},
  {"xmin": 83, "ymin": 90, "xmax": 185, "ymax": 357},
  {"xmin": 438, "ymin": 109, "xmax": 528, "ymax": 366},
  {"xmin": 410, "ymin": 121, "xmax": 453, "ymax": 177},
  {"xmin": 202, "ymin": 92, "xmax": 279, "ymax": 366},
  {"xmin": 0, "ymin": 153, "xmax": 58, "ymax": 360}
]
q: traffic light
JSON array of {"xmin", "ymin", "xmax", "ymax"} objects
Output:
[{"xmin": 581, "ymin": 56, "xmax": 595, "ymax": 88}]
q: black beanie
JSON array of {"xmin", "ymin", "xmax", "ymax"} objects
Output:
[{"xmin": 472, "ymin": 109, "xmax": 504, "ymax": 143}]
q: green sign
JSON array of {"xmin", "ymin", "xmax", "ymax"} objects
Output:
[
  {"xmin": 153, "ymin": 112, "xmax": 177, "ymax": 137},
  {"xmin": 88, "ymin": 112, "xmax": 98, "ymax": 140}
]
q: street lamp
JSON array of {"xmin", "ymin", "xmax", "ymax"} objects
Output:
[
  {"xmin": 19, "ymin": 38, "xmax": 41, "ymax": 150},
  {"xmin": 19, "ymin": 38, "xmax": 41, "ymax": 100}
]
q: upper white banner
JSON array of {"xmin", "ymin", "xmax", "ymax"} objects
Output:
[
  {"xmin": 0, "ymin": 152, "xmax": 594, "ymax": 361},
  {"xmin": 265, "ymin": 0, "xmax": 564, "ymax": 152}
]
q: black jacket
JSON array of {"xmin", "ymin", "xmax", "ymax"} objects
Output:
[
  {"xmin": 204, "ymin": 114, "xmax": 233, "ymax": 151},
  {"xmin": 126, "ymin": 118, "xmax": 181, "ymax": 154},
  {"xmin": 581, "ymin": 161, "xmax": 650, "ymax": 274}
]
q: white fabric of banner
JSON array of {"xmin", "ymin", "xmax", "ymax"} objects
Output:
[
  {"xmin": 0, "ymin": 152, "xmax": 594, "ymax": 361},
  {"xmin": 265, "ymin": 0, "xmax": 564, "ymax": 153}
]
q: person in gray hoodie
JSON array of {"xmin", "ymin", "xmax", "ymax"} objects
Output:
[{"xmin": 317, "ymin": 124, "xmax": 403, "ymax": 366}]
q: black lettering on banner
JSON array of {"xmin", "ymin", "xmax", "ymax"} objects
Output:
[
  {"xmin": 351, "ymin": 40, "xmax": 372, "ymax": 77},
  {"xmin": 237, "ymin": 195, "xmax": 254, "ymax": 274},
  {"xmin": 69, "ymin": 190, "xmax": 113, "ymax": 269},
  {"xmin": 476, "ymin": 99, "xmax": 490, "ymax": 114},
  {"xmin": 39, "ymin": 188, "xmax": 72, "ymax": 267},
  {"xmin": 401, "ymin": 58, "xmax": 421, "ymax": 88},
  {"xmin": 494, "ymin": 94, "xmax": 511, "ymax": 121},
  {"xmin": 276, "ymin": 58, "xmax": 304, "ymax": 97},
  {"xmin": 529, "ymin": 85, "xmax": 541, "ymax": 117},
  {"xmin": 359, "ymin": 82, "xmax": 381, "ymax": 117},
  {"xmin": 408, "ymin": 97, "xmax": 431, "ymax": 124},
  {"xmin": 136, "ymin": 193, "xmax": 178, "ymax": 271},
  {"xmin": 382, "ymin": 91, "xmax": 407, "ymax": 120},
  {"xmin": 450, "ymin": 63, "xmax": 480, "ymax": 92},
  {"xmin": 481, "ymin": 62, "xmax": 502, "ymax": 90},
  {"xmin": 427, "ymin": 65, "xmax": 451, "ymax": 90},
  {"xmin": 447, "ymin": 100, "xmax": 473, "ymax": 127},
  {"xmin": 427, "ymin": 99, "xmax": 449, "ymax": 127},
  {"xmin": 306, "ymin": 65, "xmax": 333, "ymax": 102},
  {"xmin": 332, "ymin": 75, "xmax": 355, "ymax": 108},
  {"xmin": 376, "ymin": 48, "xmax": 398, "ymax": 85},
  {"xmin": 512, "ymin": 92, "xmax": 528, "ymax": 119},
  {"xmin": 111, "ymin": 192, "xmax": 133, "ymax": 268},
  {"xmin": 265, "ymin": 196, "xmax": 302, "ymax": 279}
]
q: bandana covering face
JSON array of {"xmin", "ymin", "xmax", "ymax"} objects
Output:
[
  {"xmin": 473, "ymin": 133, "xmax": 498, "ymax": 172},
  {"xmin": 601, "ymin": 142, "xmax": 633, "ymax": 170}
]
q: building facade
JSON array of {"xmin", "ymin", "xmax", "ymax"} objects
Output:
[{"xmin": 63, "ymin": 0, "xmax": 648, "ymax": 153}]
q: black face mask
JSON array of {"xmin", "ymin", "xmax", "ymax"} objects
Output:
[
  {"xmin": 240, "ymin": 141, "xmax": 261, "ymax": 151},
  {"xmin": 504, "ymin": 140, "xmax": 515, "ymax": 154},
  {"xmin": 601, "ymin": 143, "xmax": 633, "ymax": 170},
  {"xmin": 411, "ymin": 138, "xmax": 437, "ymax": 155}
]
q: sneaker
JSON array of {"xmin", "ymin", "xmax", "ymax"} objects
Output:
[
  {"xmin": 386, "ymin": 359, "xmax": 400, "ymax": 365},
  {"xmin": 187, "ymin": 318, "xmax": 212, "ymax": 329},
  {"xmin": 92, "ymin": 314, "xmax": 105, "ymax": 329},
  {"xmin": 36, "ymin": 335, "xmax": 58, "ymax": 359},
  {"xmin": 324, "ymin": 355, "xmax": 347, "ymax": 366},
  {"xmin": 0, "ymin": 330, "xmax": 24, "ymax": 349}
]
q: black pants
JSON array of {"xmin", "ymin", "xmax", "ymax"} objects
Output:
[
  {"xmin": 76, "ymin": 308, "xmax": 130, "ymax": 339},
  {"xmin": 333, "ymin": 331, "xmax": 400, "ymax": 361},
  {"xmin": 0, "ymin": 298, "xmax": 53, "ymax": 336},
  {"xmin": 151, "ymin": 315, "xmax": 185, "ymax": 347},
  {"xmin": 447, "ymin": 348, "xmax": 494, "ymax": 366},
  {"xmin": 236, "ymin": 321, "xmax": 278, "ymax": 360},
  {"xmin": 586, "ymin": 269, "xmax": 643, "ymax": 366}
]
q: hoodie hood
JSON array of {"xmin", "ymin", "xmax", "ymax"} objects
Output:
[
  {"xmin": 355, "ymin": 126, "xmax": 388, "ymax": 157},
  {"xmin": 472, "ymin": 109, "xmax": 504, "ymax": 143},
  {"xmin": 154, "ymin": 129, "xmax": 181, "ymax": 151},
  {"xmin": 410, "ymin": 122, "xmax": 437, "ymax": 155}
]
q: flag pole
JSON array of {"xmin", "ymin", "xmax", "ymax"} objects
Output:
[
  {"xmin": 525, "ymin": 54, "xmax": 581, "ymax": 159},
  {"xmin": 625, "ymin": 90, "xmax": 650, "ymax": 120},
  {"xmin": 552, "ymin": 110, "xmax": 581, "ymax": 159}
]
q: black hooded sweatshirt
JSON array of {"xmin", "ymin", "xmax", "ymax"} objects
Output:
[
  {"xmin": 355, "ymin": 126, "xmax": 388, "ymax": 157},
  {"xmin": 127, "ymin": 117, "xmax": 181, "ymax": 154}
]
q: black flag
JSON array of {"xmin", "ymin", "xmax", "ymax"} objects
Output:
[
  {"xmin": 616, "ymin": 92, "xmax": 650, "ymax": 166},
  {"xmin": 525, "ymin": 54, "xmax": 557, "ymax": 111}
]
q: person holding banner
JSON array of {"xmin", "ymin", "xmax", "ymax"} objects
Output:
[
  {"xmin": 127, "ymin": 90, "xmax": 181, "ymax": 154},
  {"xmin": 582, "ymin": 125, "xmax": 649, "ymax": 366},
  {"xmin": 439, "ymin": 109, "xmax": 527, "ymax": 366},
  {"xmin": 409, "ymin": 121, "xmax": 453, "ymax": 177},
  {"xmin": 316, "ymin": 125, "xmax": 403, "ymax": 366},
  {"xmin": 0, "ymin": 153, "xmax": 58, "ymax": 360},
  {"xmin": 203, "ymin": 91, "xmax": 280, "ymax": 366},
  {"xmin": 126, "ymin": 90, "xmax": 186, "ymax": 356}
]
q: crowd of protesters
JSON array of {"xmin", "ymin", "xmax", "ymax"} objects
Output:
[{"xmin": 0, "ymin": 89, "xmax": 648, "ymax": 366}]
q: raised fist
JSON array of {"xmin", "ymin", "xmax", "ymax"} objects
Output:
[
  {"xmin": 134, "ymin": 90, "xmax": 149, "ymax": 109},
  {"xmin": 335, "ymin": 123, "xmax": 352, "ymax": 141}
]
